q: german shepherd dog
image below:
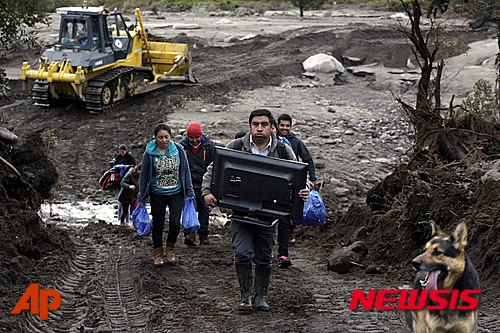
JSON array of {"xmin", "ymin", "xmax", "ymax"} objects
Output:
[{"xmin": 406, "ymin": 222, "xmax": 480, "ymax": 333}]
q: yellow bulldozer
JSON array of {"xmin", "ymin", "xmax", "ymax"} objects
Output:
[{"xmin": 20, "ymin": 3, "xmax": 196, "ymax": 113}]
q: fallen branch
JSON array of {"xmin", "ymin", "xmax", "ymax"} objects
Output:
[
  {"xmin": 349, "ymin": 261, "xmax": 366, "ymax": 268},
  {"xmin": 0, "ymin": 154, "xmax": 21, "ymax": 179},
  {"xmin": 0, "ymin": 127, "xmax": 19, "ymax": 143}
]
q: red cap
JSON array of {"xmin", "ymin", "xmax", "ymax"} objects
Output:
[{"xmin": 186, "ymin": 122, "xmax": 202, "ymax": 137}]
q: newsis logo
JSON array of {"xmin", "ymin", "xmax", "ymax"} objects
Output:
[{"xmin": 349, "ymin": 289, "xmax": 480, "ymax": 311}]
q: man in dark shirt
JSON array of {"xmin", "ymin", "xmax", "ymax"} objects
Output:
[
  {"xmin": 179, "ymin": 122, "xmax": 215, "ymax": 245},
  {"xmin": 277, "ymin": 114, "xmax": 317, "ymax": 187},
  {"xmin": 277, "ymin": 113, "xmax": 318, "ymax": 256}
]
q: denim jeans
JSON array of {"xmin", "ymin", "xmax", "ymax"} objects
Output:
[
  {"xmin": 150, "ymin": 192, "xmax": 183, "ymax": 248},
  {"xmin": 277, "ymin": 217, "xmax": 290, "ymax": 257},
  {"xmin": 113, "ymin": 188, "xmax": 122, "ymax": 222},
  {"xmin": 121, "ymin": 200, "xmax": 138, "ymax": 225}
]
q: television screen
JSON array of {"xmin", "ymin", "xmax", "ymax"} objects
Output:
[{"xmin": 211, "ymin": 147, "xmax": 307, "ymax": 226}]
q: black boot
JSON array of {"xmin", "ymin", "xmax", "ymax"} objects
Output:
[
  {"xmin": 235, "ymin": 262, "xmax": 253, "ymax": 313},
  {"xmin": 184, "ymin": 232, "xmax": 196, "ymax": 246},
  {"xmin": 199, "ymin": 233, "xmax": 210, "ymax": 245},
  {"xmin": 254, "ymin": 264, "xmax": 271, "ymax": 312}
]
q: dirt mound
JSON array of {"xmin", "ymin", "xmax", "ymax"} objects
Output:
[
  {"xmin": 313, "ymin": 125, "xmax": 499, "ymax": 288},
  {"xmin": 0, "ymin": 132, "xmax": 72, "ymax": 330}
]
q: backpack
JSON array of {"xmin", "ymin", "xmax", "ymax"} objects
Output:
[
  {"xmin": 99, "ymin": 164, "xmax": 133, "ymax": 192},
  {"xmin": 232, "ymin": 138, "xmax": 288, "ymax": 159}
]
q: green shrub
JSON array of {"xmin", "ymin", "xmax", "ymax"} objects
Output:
[{"xmin": 460, "ymin": 79, "xmax": 500, "ymax": 122}]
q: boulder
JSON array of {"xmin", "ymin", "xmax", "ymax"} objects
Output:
[
  {"xmin": 327, "ymin": 241, "xmax": 368, "ymax": 274},
  {"xmin": 303, "ymin": 53, "xmax": 345, "ymax": 73},
  {"xmin": 172, "ymin": 23, "xmax": 201, "ymax": 30}
]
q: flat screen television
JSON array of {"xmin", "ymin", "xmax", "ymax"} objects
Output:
[{"xmin": 211, "ymin": 147, "xmax": 307, "ymax": 227}]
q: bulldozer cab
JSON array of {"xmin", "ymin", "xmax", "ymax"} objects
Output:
[
  {"xmin": 57, "ymin": 8, "xmax": 105, "ymax": 50},
  {"xmin": 59, "ymin": 16, "xmax": 94, "ymax": 49},
  {"xmin": 56, "ymin": 7, "xmax": 132, "ymax": 60}
]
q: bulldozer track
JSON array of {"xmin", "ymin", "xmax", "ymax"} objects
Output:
[
  {"xmin": 85, "ymin": 67, "xmax": 153, "ymax": 114},
  {"xmin": 32, "ymin": 81, "xmax": 50, "ymax": 107},
  {"xmin": 19, "ymin": 233, "xmax": 149, "ymax": 333},
  {"xmin": 96, "ymin": 243, "xmax": 148, "ymax": 332},
  {"xmin": 20, "ymin": 238, "xmax": 99, "ymax": 333}
]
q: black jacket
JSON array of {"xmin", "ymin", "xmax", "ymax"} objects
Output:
[
  {"xmin": 118, "ymin": 168, "xmax": 139, "ymax": 204},
  {"xmin": 114, "ymin": 152, "xmax": 136, "ymax": 166},
  {"xmin": 285, "ymin": 132, "xmax": 317, "ymax": 181},
  {"xmin": 179, "ymin": 136, "xmax": 215, "ymax": 189}
]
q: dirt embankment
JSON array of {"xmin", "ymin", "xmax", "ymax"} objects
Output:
[{"xmin": 0, "ymin": 132, "xmax": 72, "ymax": 331}]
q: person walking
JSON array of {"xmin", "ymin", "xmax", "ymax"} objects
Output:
[
  {"xmin": 113, "ymin": 144, "xmax": 136, "ymax": 222},
  {"xmin": 271, "ymin": 118, "xmax": 292, "ymax": 148},
  {"xmin": 114, "ymin": 144, "xmax": 136, "ymax": 166},
  {"xmin": 118, "ymin": 163, "xmax": 141, "ymax": 225},
  {"xmin": 179, "ymin": 122, "xmax": 215, "ymax": 246},
  {"xmin": 202, "ymin": 109, "xmax": 309, "ymax": 312},
  {"xmin": 138, "ymin": 123, "xmax": 194, "ymax": 267},
  {"xmin": 277, "ymin": 114, "xmax": 317, "ymax": 187},
  {"xmin": 277, "ymin": 113, "xmax": 318, "ymax": 254},
  {"xmin": 271, "ymin": 118, "xmax": 295, "ymax": 268}
]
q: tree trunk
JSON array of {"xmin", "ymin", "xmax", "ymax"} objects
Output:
[
  {"xmin": 496, "ymin": 27, "xmax": 499, "ymax": 115},
  {"xmin": 399, "ymin": 0, "xmax": 444, "ymax": 144}
]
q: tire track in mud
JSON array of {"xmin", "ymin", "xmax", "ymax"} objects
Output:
[
  {"xmin": 186, "ymin": 27, "xmax": 339, "ymax": 103},
  {"xmin": 276, "ymin": 255, "xmax": 406, "ymax": 333},
  {"xmin": 19, "ymin": 230, "xmax": 150, "ymax": 333},
  {"xmin": 20, "ymin": 237, "xmax": 99, "ymax": 333},
  {"xmin": 96, "ymin": 238, "xmax": 148, "ymax": 332},
  {"xmin": 478, "ymin": 316, "xmax": 500, "ymax": 333}
]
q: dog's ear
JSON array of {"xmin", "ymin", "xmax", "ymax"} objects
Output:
[
  {"xmin": 450, "ymin": 222, "xmax": 468, "ymax": 251},
  {"xmin": 430, "ymin": 221, "xmax": 445, "ymax": 237}
]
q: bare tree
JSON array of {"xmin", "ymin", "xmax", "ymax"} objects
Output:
[
  {"xmin": 396, "ymin": 0, "xmax": 498, "ymax": 164},
  {"xmin": 429, "ymin": 0, "xmax": 499, "ymax": 115},
  {"xmin": 397, "ymin": 0, "xmax": 445, "ymax": 143},
  {"xmin": 290, "ymin": 0, "xmax": 326, "ymax": 18}
]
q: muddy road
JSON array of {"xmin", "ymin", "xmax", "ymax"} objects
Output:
[{"xmin": 1, "ymin": 6, "xmax": 499, "ymax": 333}]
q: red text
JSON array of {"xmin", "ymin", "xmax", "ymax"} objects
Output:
[
  {"xmin": 349, "ymin": 289, "xmax": 480, "ymax": 311},
  {"xmin": 11, "ymin": 283, "xmax": 61, "ymax": 320}
]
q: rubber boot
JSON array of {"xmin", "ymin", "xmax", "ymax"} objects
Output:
[
  {"xmin": 235, "ymin": 262, "xmax": 253, "ymax": 313},
  {"xmin": 254, "ymin": 264, "xmax": 271, "ymax": 312},
  {"xmin": 165, "ymin": 242, "xmax": 176, "ymax": 264},
  {"xmin": 184, "ymin": 232, "xmax": 196, "ymax": 246},
  {"xmin": 199, "ymin": 234, "xmax": 210, "ymax": 245},
  {"xmin": 153, "ymin": 247, "xmax": 164, "ymax": 267}
]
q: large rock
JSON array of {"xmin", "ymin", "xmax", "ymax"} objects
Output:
[
  {"xmin": 303, "ymin": 53, "xmax": 345, "ymax": 73},
  {"xmin": 327, "ymin": 241, "xmax": 368, "ymax": 274},
  {"xmin": 172, "ymin": 23, "xmax": 201, "ymax": 30}
]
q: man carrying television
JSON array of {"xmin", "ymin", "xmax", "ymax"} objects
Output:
[{"xmin": 202, "ymin": 109, "xmax": 310, "ymax": 313}]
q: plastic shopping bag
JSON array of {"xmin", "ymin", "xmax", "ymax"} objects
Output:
[
  {"xmin": 182, "ymin": 196, "xmax": 200, "ymax": 231},
  {"xmin": 131, "ymin": 205, "xmax": 152, "ymax": 236},
  {"xmin": 292, "ymin": 189, "xmax": 327, "ymax": 227}
]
